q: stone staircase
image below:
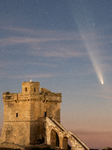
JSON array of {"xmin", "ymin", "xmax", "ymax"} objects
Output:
[{"xmin": 46, "ymin": 117, "xmax": 89, "ymax": 150}]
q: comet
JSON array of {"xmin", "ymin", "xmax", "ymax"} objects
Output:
[
  {"xmin": 72, "ymin": 6, "xmax": 104, "ymax": 85},
  {"xmin": 83, "ymin": 37, "xmax": 104, "ymax": 85},
  {"xmin": 101, "ymin": 81, "xmax": 104, "ymax": 85}
]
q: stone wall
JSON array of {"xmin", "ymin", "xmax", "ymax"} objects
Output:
[
  {"xmin": 46, "ymin": 102, "xmax": 61, "ymax": 123},
  {"xmin": 1, "ymin": 121, "xmax": 30, "ymax": 146},
  {"xmin": 3, "ymin": 100, "xmax": 30, "ymax": 122}
]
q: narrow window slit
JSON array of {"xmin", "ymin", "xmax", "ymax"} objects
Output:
[{"xmin": 16, "ymin": 113, "xmax": 18, "ymax": 117}]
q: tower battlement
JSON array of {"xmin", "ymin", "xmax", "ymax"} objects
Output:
[
  {"xmin": 3, "ymin": 81, "xmax": 61, "ymax": 102},
  {"xmin": 3, "ymin": 92, "xmax": 18, "ymax": 102}
]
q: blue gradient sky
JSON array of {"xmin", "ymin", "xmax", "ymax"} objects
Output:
[{"xmin": 0, "ymin": 0, "xmax": 112, "ymax": 149}]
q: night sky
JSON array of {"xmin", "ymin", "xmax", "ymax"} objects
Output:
[{"xmin": 0, "ymin": 0, "xmax": 112, "ymax": 149}]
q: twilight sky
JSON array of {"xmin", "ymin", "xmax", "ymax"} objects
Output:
[{"xmin": 0, "ymin": 0, "xmax": 112, "ymax": 149}]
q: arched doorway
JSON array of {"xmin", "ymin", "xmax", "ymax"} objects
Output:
[{"xmin": 51, "ymin": 129, "xmax": 59, "ymax": 147}]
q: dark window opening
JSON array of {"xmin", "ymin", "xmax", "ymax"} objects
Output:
[
  {"xmin": 16, "ymin": 113, "xmax": 18, "ymax": 117},
  {"xmin": 34, "ymin": 87, "xmax": 36, "ymax": 92},
  {"xmin": 44, "ymin": 112, "xmax": 47, "ymax": 117},
  {"xmin": 25, "ymin": 87, "xmax": 27, "ymax": 91}
]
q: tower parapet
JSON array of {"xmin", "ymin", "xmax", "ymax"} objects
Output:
[{"xmin": 3, "ymin": 92, "xmax": 18, "ymax": 102}]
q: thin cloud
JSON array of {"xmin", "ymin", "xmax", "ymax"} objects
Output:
[
  {"xmin": 73, "ymin": 130, "xmax": 112, "ymax": 135},
  {"xmin": 0, "ymin": 36, "xmax": 59, "ymax": 47},
  {"xmin": 6, "ymin": 73, "xmax": 60, "ymax": 79},
  {"xmin": 26, "ymin": 62, "xmax": 57, "ymax": 67},
  {"xmin": 73, "ymin": 130, "xmax": 112, "ymax": 149},
  {"xmin": 96, "ymin": 85, "xmax": 112, "ymax": 100},
  {"xmin": 29, "ymin": 49, "xmax": 86, "ymax": 58},
  {"xmin": 97, "ymin": 94, "xmax": 112, "ymax": 100},
  {"xmin": 28, "ymin": 41, "xmax": 87, "ymax": 58},
  {"xmin": 0, "ymin": 27, "xmax": 112, "ymax": 61},
  {"xmin": 0, "ymin": 60, "xmax": 57, "ymax": 68},
  {"xmin": 0, "ymin": 26, "xmax": 80, "ymax": 39}
]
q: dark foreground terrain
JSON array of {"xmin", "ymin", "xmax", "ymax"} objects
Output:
[
  {"xmin": 0, "ymin": 149, "xmax": 21, "ymax": 150},
  {"xmin": 0, "ymin": 148, "xmax": 53, "ymax": 150},
  {"xmin": 0, "ymin": 147, "xmax": 60, "ymax": 150},
  {"xmin": 0, "ymin": 145, "xmax": 71, "ymax": 150}
]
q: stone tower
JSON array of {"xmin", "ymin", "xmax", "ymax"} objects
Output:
[
  {"xmin": 0, "ymin": 81, "xmax": 89, "ymax": 150},
  {"xmin": 0, "ymin": 81, "xmax": 62, "ymax": 146}
]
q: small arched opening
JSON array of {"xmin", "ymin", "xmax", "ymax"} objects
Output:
[
  {"xmin": 51, "ymin": 129, "xmax": 59, "ymax": 147},
  {"xmin": 34, "ymin": 87, "xmax": 36, "ymax": 92},
  {"xmin": 63, "ymin": 137, "xmax": 68, "ymax": 150},
  {"xmin": 25, "ymin": 87, "xmax": 27, "ymax": 92},
  {"xmin": 63, "ymin": 137, "xmax": 72, "ymax": 150}
]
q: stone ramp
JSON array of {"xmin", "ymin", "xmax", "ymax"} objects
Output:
[
  {"xmin": 68, "ymin": 131, "xmax": 89, "ymax": 150},
  {"xmin": 46, "ymin": 117, "xmax": 89, "ymax": 150}
]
